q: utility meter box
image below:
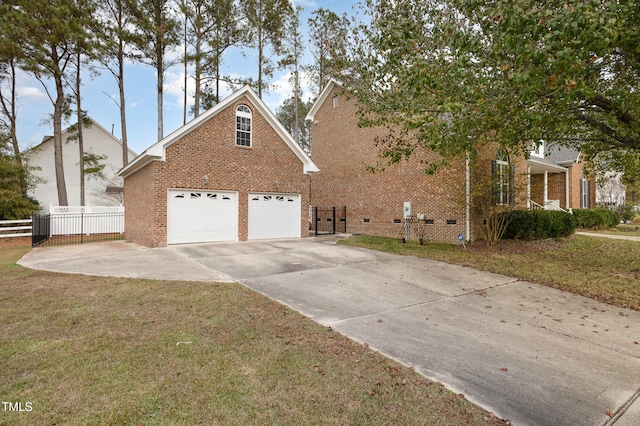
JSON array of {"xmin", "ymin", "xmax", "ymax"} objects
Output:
[{"xmin": 403, "ymin": 201, "xmax": 412, "ymax": 219}]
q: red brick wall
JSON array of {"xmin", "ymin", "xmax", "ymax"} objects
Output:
[
  {"xmin": 124, "ymin": 95, "xmax": 310, "ymax": 247},
  {"xmin": 310, "ymin": 86, "xmax": 475, "ymax": 243}
]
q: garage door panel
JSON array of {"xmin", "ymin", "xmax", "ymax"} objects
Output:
[
  {"xmin": 168, "ymin": 190, "xmax": 237, "ymax": 244},
  {"xmin": 248, "ymin": 193, "xmax": 300, "ymax": 240}
]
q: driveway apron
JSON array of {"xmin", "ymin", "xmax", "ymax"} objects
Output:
[{"xmin": 19, "ymin": 237, "xmax": 640, "ymax": 426}]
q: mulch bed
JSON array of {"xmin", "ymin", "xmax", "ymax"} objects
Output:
[{"xmin": 463, "ymin": 236, "xmax": 573, "ymax": 254}]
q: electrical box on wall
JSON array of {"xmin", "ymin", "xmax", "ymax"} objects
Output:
[{"xmin": 403, "ymin": 201, "xmax": 412, "ymax": 218}]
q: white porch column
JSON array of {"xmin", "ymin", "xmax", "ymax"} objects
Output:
[
  {"xmin": 565, "ymin": 170, "xmax": 570, "ymax": 210},
  {"xmin": 544, "ymin": 171, "xmax": 549, "ymax": 208}
]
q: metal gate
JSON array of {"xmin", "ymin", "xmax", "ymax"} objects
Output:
[
  {"xmin": 311, "ymin": 206, "xmax": 346, "ymax": 235},
  {"xmin": 32, "ymin": 214, "xmax": 50, "ymax": 247}
]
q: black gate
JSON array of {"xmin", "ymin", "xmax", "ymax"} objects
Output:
[
  {"xmin": 32, "ymin": 214, "xmax": 50, "ymax": 247},
  {"xmin": 311, "ymin": 206, "xmax": 346, "ymax": 235}
]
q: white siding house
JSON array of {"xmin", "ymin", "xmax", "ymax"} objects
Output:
[{"xmin": 27, "ymin": 118, "xmax": 136, "ymax": 210}]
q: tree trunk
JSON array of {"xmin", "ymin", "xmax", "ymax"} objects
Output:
[
  {"xmin": 53, "ymin": 73, "xmax": 69, "ymax": 206},
  {"xmin": 2, "ymin": 59, "xmax": 26, "ymax": 197},
  {"xmin": 157, "ymin": 65, "xmax": 163, "ymax": 140},
  {"xmin": 118, "ymin": 50, "xmax": 129, "ymax": 167},
  {"xmin": 76, "ymin": 53, "xmax": 85, "ymax": 206}
]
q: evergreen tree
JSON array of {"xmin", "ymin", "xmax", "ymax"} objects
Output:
[{"xmin": 0, "ymin": 0, "xmax": 96, "ymax": 205}]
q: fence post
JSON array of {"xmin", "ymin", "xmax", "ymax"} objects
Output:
[
  {"xmin": 332, "ymin": 207, "xmax": 336, "ymax": 234},
  {"xmin": 314, "ymin": 207, "xmax": 318, "ymax": 236}
]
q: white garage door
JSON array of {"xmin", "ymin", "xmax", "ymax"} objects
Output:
[
  {"xmin": 167, "ymin": 190, "xmax": 237, "ymax": 244},
  {"xmin": 248, "ymin": 193, "xmax": 301, "ymax": 240}
]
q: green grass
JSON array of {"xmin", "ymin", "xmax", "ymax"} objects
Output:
[
  {"xmin": 340, "ymin": 234, "xmax": 640, "ymax": 311},
  {"xmin": 0, "ymin": 239, "xmax": 505, "ymax": 426}
]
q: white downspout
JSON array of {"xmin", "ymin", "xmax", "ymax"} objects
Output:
[
  {"xmin": 466, "ymin": 155, "xmax": 471, "ymax": 242},
  {"xmin": 527, "ymin": 167, "xmax": 531, "ymax": 209}
]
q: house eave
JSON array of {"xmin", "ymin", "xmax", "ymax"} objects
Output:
[
  {"xmin": 306, "ymin": 78, "xmax": 343, "ymax": 122},
  {"xmin": 122, "ymin": 85, "xmax": 318, "ymax": 177},
  {"xmin": 527, "ymin": 157, "xmax": 568, "ymax": 174}
]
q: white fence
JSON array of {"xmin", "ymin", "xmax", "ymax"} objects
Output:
[
  {"xmin": 48, "ymin": 205, "xmax": 125, "ymax": 236},
  {"xmin": 0, "ymin": 219, "xmax": 32, "ymax": 238},
  {"xmin": 0, "ymin": 205, "xmax": 125, "ymax": 240}
]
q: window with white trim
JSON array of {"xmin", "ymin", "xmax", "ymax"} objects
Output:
[
  {"xmin": 492, "ymin": 149, "xmax": 515, "ymax": 206},
  {"xmin": 236, "ymin": 105, "xmax": 252, "ymax": 147},
  {"xmin": 580, "ymin": 172, "xmax": 591, "ymax": 208}
]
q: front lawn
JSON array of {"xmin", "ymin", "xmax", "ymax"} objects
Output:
[
  {"xmin": 0, "ymin": 239, "xmax": 505, "ymax": 425},
  {"xmin": 340, "ymin": 235, "xmax": 640, "ymax": 311}
]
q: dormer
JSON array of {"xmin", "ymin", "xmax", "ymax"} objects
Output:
[{"xmin": 530, "ymin": 140, "xmax": 545, "ymax": 158}]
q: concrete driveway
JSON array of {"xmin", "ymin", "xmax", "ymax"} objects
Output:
[{"xmin": 18, "ymin": 236, "xmax": 640, "ymax": 426}]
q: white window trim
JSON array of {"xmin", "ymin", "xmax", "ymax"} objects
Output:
[{"xmin": 236, "ymin": 105, "xmax": 252, "ymax": 147}]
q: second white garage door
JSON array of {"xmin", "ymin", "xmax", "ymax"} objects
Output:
[
  {"xmin": 248, "ymin": 193, "xmax": 301, "ymax": 240},
  {"xmin": 167, "ymin": 190, "xmax": 238, "ymax": 244}
]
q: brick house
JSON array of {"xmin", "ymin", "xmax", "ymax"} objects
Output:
[
  {"xmin": 528, "ymin": 144, "xmax": 596, "ymax": 211},
  {"xmin": 307, "ymin": 80, "xmax": 592, "ymax": 243},
  {"xmin": 118, "ymin": 86, "xmax": 318, "ymax": 247}
]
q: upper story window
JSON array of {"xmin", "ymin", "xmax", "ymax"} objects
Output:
[
  {"xmin": 530, "ymin": 140, "xmax": 545, "ymax": 158},
  {"xmin": 492, "ymin": 148, "xmax": 515, "ymax": 206},
  {"xmin": 332, "ymin": 95, "xmax": 339, "ymax": 108},
  {"xmin": 236, "ymin": 105, "xmax": 252, "ymax": 147}
]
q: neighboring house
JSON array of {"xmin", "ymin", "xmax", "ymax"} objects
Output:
[
  {"xmin": 118, "ymin": 85, "xmax": 318, "ymax": 248},
  {"xmin": 596, "ymin": 170, "xmax": 626, "ymax": 209},
  {"xmin": 27, "ymin": 117, "xmax": 136, "ymax": 210},
  {"xmin": 307, "ymin": 80, "xmax": 595, "ymax": 244}
]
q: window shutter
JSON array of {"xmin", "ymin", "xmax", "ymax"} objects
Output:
[
  {"xmin": 509, "ymin": 164, "xmax": 515, "ymax": 206},
  {"xmin": 587, "ymin": 180, "xmax": 591, "ymax": 208},
  {"xmin": 491, "ymin": 160, "xmax": 498, "ymax": 204},
  {"xmin": 580, "ymin": 180, "xmax": 584, "ymax": 208}
]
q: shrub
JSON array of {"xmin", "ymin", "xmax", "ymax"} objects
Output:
[
  {"xmin": 617, "ymin": 203, "xmax": 637, "ymax": 222},
  {"xmin": 573, "ymin": 208, "xmax": 620, "ymax": 229},
  {"xmin": 0, "ymin": 190, "xmax": 40, "ymax": 220},
  {"xmin": 502, "ymin": 210, "xmax": 576, "ymax": 240}
]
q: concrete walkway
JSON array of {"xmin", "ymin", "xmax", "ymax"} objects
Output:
[
  {"xmin": 18, "ymin": 236, "xmax": 640, "ymax": 426},
  {"xmin": 576, "ymin": 231, "xmax": 640, "ymax": 242}
]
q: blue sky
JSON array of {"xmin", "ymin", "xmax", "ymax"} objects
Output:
[{"xmin": 13, "ymin": 0, "xmax": 360, "ymax": 155}]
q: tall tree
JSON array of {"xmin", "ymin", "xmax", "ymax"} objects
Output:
[
  {"xmin": 239, "ymin": 0, "xmax": 292, "ymax": 98},
  {"xmin": 276, "ymin": 95, "xmax": 312, "ymax": 154},
  {"xmin": 0, "ymin": 58, "xmax": 26, "ymax": 197},
  {"xmin": 0, "ymin": 0, "xmax": 96, "ymax": 206},
  {"xmin": 97, "ymin": 0, "xmax": 138, "ymax": 167},
  {"xmin": 280, "ymin": 5, "xmax": 304, "ymax": 143},
  {"xmin": 343, "ymin": 0, "xmax": 640, "ymax": 174},
  {"xmin": 307, "ymin": 8, "xmax": 350, "ymax": 97},
  {"xmin": 182, "ymin": 0, "xmax": 240, "ymax": 116},
  {"xmin": 131, "ymin": 0, "xmax": 180, "ymax": 140}
]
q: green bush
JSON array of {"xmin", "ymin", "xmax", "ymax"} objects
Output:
[
  {"xmin": 617, "ymin": 203, "xmax": 637, "ymax": 222},
  {"xmin": 502, "ymin": 210, "xmax": 576, "ymax": 240},
  {"xmin": 0, "ymin": 189, "xmax": 40, "ymax": 220},
  {"xmin": 573, "ymin": 208, "xmax": 620, "ymax": 229}
]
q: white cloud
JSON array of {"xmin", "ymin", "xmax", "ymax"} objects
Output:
[
  {"xmin": 16, "ymin": 86, "xmax": 49, "ymax": 103},
  {"xmin": 293, "ymin": 0, "xmax": 317, "ymax": 7}
]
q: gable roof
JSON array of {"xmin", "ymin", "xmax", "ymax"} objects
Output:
[
  {"xmin": 306, "ymin": 79, "xmax": 343, "ymax": 122},
  {"xmin": 30, "ymin": 116, "xmax": 137, "ymax": 158},
  {"xmin": 119, "ymin": 85, "xmax": 318, "ymax": 178},
  {"xmin": 546, "ymin": 144, "xmax": 581, "ymax": 165}
]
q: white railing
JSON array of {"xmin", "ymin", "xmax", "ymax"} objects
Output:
[
  {"xmin": 529, "ymin": 200, "xmax": 572, "ymax": 214},
  {"xmin": 49, "ymin": 204, "xmax": 124, "ymax": 214},
  {"xmin": 0, "ymin": 219, "xmax": 33, "ymax": 238},
  {"xmin": 47, "ymin": 205, "xmax": 124, "ymax": 236}
]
